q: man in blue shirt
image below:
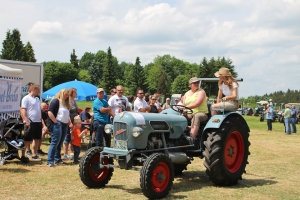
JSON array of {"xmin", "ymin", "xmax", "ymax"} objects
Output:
[
  {"xmin": 93, "ymin": 88, "xmax": 114, "ymax": 147},
  {"xmin": 291, "ymin": 105, "xmax": 297, "ymax": 133}
]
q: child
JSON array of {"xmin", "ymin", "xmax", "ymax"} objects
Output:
[
  {"xmin": 71, "ymin": 116, "xmax": 88, "ymax": 164},
  {"xmin": 4, "ymin": 128, "xmax": 27, "ymax": 161},
  {"xmin": 5, "ymin": 129, "xmax": 24, "ymax": 148}
]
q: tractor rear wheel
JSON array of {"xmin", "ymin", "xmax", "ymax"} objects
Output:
[
  {"xmin": 140, "ymin": 153, "xmax": 174, "ymax": 199},
  {"xmin": 79, "ymin": 147, "xmax": 114, "ymax": 188},
  {"xmin": 203, "ymin": 116, "xmax": 250, "ymax": 186}
]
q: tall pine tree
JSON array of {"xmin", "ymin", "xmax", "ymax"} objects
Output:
[
  {"xmin": 101, "ymin": 47, "xmax": 116, "ymax": 91},
  {"xmin": 24, "ymin": 42, "xmax": 36, "ymax": 62},
  {"xmin": 1, "ymin": 29, "xmax": 27, "ymax": 61},
  {"xmin": 127, "ymin": 57, "xmax": 147, "ymax": 94},
  {"xmin": 70, "ymin": 49, "xmax": 79, "ymax": 69}
]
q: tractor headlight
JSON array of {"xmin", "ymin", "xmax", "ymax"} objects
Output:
[
  {"xmin": 132, "ymin": 127, "xmax": 143, "ymax": 137},
  {"xmin": 104, "ymin": 124, "xmax": 113, "ymax": 134}
]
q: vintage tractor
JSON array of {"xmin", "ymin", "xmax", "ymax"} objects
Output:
[{"xmin": 79, "ymin": 78, "xmax": 250, "ymax": 199}]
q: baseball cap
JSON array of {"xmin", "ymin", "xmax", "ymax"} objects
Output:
[
  {"xmin": 97, "ymin": 88, "xmax": 104, "ymax": 93},
  {"xmin": 166, "ymin": 98, "xmax": 170, "ymax": 100}
]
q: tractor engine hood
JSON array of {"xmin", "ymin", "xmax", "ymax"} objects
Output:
[{"xmin": 112, "ymin": 111, "xmax": 188, "ymax": 149}]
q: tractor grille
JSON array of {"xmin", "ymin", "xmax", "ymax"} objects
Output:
[
  {"xmin": 149, "ymin": 121, "xmax": 169, "ymax": 130},
  {"xmin": 114, "ymin": 122, "xmax": 128, "ymax": 141}
]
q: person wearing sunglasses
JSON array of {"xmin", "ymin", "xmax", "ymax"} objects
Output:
[
  {"xmin": 108, "ymin": 85, "xmax": 130, "ymax": 122},
  {"xmin": 148, "ymin": 95, "xmax": 162, "ymax": 113},
  {"xmin": 134, "ymin": 89, "xmax": 150, "ymax": 112}
]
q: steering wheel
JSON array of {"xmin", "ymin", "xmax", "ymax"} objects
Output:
[{"xmin": 170, "ymin": 104, "xmax": 193, "ymax": 114}]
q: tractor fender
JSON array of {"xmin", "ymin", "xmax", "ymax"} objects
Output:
[{"xmin": 203, "ymin": 112, "xmax": 250, "ymax": 133}]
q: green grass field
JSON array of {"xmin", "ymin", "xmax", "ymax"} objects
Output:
[{"xmin": 0, "ymin": 115, "xmax": 299, "ymax": 200}]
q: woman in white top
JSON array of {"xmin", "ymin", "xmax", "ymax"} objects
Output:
[
  {"xmin": 47, "ymin": 89, "xmax": 71, "ymax": 167},
  {"xmin": 211, "ymin": 67, "xmax": 239, "ymax": 116}
]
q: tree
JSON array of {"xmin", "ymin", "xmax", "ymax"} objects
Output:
[
  {"xmin": 79, "ymin": 52, "xmax": 95, "ymax": 70},
  {"xmin": 126, "ymin": 57, "xmax": 147, "ymax": 95},
  {"xmin": 114, "ymin": 61, "xmax": 125, "ymax": 83},
  {"xmin": 171, "ymin": 75, "xmax": 189, "ymax": 94},
  {"xmin": 88, "ymin": 50, "xmax": 106, "ymax": 86},
  {"xmin": 1, "ymin": 29, "xmax": 27, "ymax": 61},
  {"xmin": 157, "ymin": 71, "xmax": 168, "ymax": 95},
  {"xmin": 78, "ymin": 69, "xmax": 91, "ymax": 83},
  {"xmin": 43, "ymin": 61, "xmax": 78, "ymax": 91},
  {"xmin": 101, "ymin": 47, "xmax": 116, "ymax": 91},
  {"xmin": 145, "ymin": 65, "xmax": 164, "ymax": 94},
  {"xmin": 70, "ymin": 49, "xmax": 79, "ymax": 69},
  {"xmin": 24, "ymin": 42, "xmax": 36, "ymax": 62},
  {"xmin": 123, "ymin": 62, "xmax": 133, "ymax": 92},
  {"xmin": 153, "ymin": 54, "xmax": 186, "ymax": 82}
]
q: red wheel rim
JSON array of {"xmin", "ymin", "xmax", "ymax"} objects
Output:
[
  {"xmin": 89, "ymin": 154, "xmax": 109, "ymax": 182},
  {"xmin": 151, "ymin": 162, "xmax": 170, "ymax": 192},
  {"xmin": 224, "ymin": 131, "xmax": 244, "ymax": 173}
]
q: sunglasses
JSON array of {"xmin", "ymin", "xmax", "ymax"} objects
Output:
[
  {"xmin": 152, "ymin": 99, "xmax": 156, "ymax": 100},
  {"xmin": 138, "ymin": 93, "xmax": 144, "ymax": 94}
]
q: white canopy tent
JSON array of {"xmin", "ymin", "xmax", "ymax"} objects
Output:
[
  {"xmin": 0, "ymin": 63, "xmax": 23, "ymax": 121},
  {"xmin": 0, "ymin": 63, "xmax": 23, "ymax": 78}
]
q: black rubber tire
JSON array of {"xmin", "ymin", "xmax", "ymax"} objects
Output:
[
  {"xmin": 79, "ymin": 146, "xmax": 114, "ymax": 188},
  {"xmin": 173, "ymin": 164, "xmax": 188, "ymax": 176},
  {"xmin": 140, "ymin": 153, "xmax": 174, "ymax": 199},
  {"xmin": 203, "ymin": 116, "xmax": 250, "ymax": 186}
]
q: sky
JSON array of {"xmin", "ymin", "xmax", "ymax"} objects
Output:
[{"xmin": 0, "ymin": 0, "xmax": 299, "ymax": 98}]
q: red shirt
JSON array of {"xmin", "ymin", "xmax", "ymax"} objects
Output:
[{"xmin": 72, "ymin": 127, "xmax": 81, "ymax": 147}]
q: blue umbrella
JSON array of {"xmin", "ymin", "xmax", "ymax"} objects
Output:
[{"xmin": 42, "ymin": 80, "xmax": 107, "ymax": 101}]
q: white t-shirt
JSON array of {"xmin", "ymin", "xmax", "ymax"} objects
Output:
[
  {"xmin": 220, "ymin": 82, "xmax": 239, "ymax": 100},
  {"xmin": 21, "ymin": 94, "xmax": 41, "ymax": 122},
  {"xmin": 134, "ymin": 98, "xmax": 149, "ymax": 112},
  {"xmin": 56, "ymin": 104, "xmax": 70, "ymax": 124},
  {"xmin": 108, "ymin": 94, "xmax": 129, "ymax": 115}
]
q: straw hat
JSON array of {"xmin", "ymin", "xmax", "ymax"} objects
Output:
[
  {"xmin": 214, "ymin": 67, "xmax": 232, "ymax": 77},
  {"xmin": 189, "ymin": 77, "xmax": 199, "ymax": 84}
]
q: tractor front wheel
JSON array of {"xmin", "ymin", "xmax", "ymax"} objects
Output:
[
  {"xmin": 140, "ymin": 153, "xmax": 174, "ymax": 199},
  {"xmin": 79, "ymin": 147, "xmax": 114, "ymax": 188},
  {"xmin": 203, "ymin": 116, "xmax": 250, "ymax": 186}
]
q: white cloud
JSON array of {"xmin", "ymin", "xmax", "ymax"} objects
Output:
[{"xmin": 28, "ymin": 21, "xmax": 66, "ymax": 42}]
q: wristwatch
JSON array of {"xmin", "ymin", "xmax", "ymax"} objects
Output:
[{"xmin": 23, "ymin": 120, "xmax": 27, "ymax": 123}]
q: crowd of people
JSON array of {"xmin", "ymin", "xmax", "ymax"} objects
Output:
[{"xmin": 18, "ymin": 67, "xmax": 243, "ymax": 167}]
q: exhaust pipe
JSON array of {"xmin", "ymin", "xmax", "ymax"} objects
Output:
[{"xmin": 168, "ymin": 152, "xmax": 190, "ymax": 164}]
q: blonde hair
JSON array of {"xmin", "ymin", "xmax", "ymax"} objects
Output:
[
  {"xmin": 219, "ymin": 76, "xmax": 238, "ymax": 91},
  {"xmin": 52, "ymin": 88, "xmax": 71, "ymax": 109}
]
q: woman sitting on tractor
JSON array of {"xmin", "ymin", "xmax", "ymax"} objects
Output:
[
  {"xmin": 211, "ymin": 67, "xmax": 239, "ymax": 116},
  {"xmin": 182, "ymin": 77, "xmax": 208, "ymax": 140}
]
